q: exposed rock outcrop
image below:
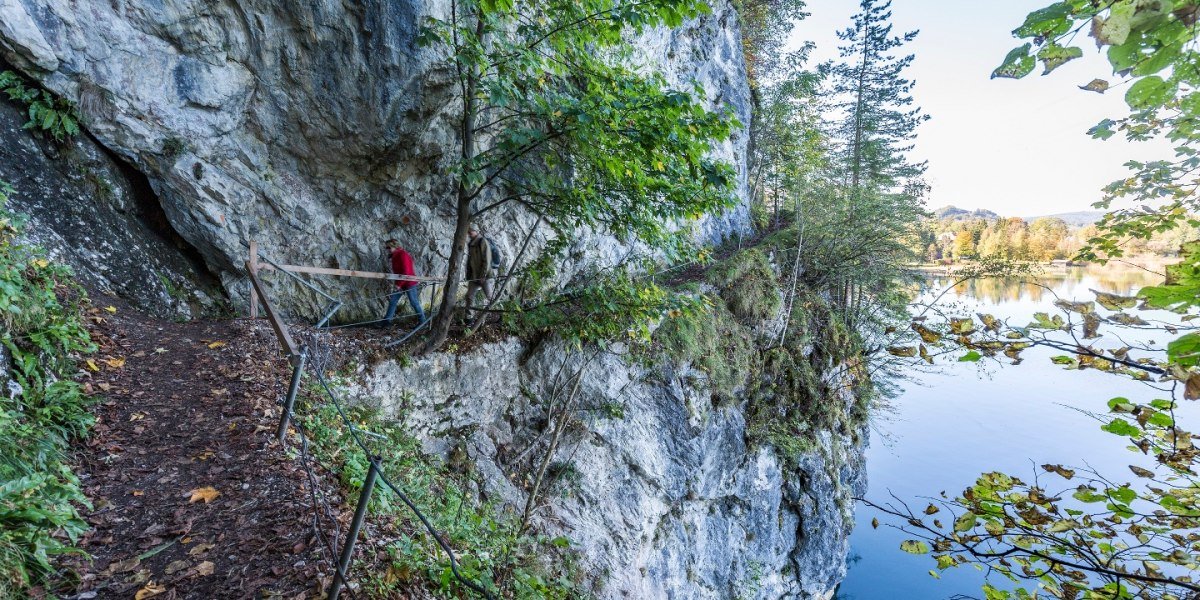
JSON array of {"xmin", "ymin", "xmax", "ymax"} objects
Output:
[
  {"xmin": 344, "ymin": 337, "xmax": 865, "ymax": 599},
  {"xmin": 0, "ymin": 97, "xmax": 219, "ymax": 318},
  {"xmin": 0, "ymin": 0, "xmax": 752, "ymax": 317}
]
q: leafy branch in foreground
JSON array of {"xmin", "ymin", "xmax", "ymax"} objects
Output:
[
  {"xmin": 993, "ymin": 0, "xmax": 1200, "ymax": 262},
  {"xmin": 874, "ymin": 246, "xmax": 1200, "ymax": 598},
  {"xmin": 0, "ymin": 185, "xmax": 95, "ymax": 596}
]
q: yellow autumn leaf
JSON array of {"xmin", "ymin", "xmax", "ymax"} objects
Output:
[
  {"xmin": 188, "ymin": 486, "xmax": 220, "ymax": 503},
  {"xmin": 105, "ymin": 305, "xmax": 117, "ymax": 314},
  {"xmin": 105, "ymin": 357, "xmax": 126, "ymax": 369},
  {"xmin": 31, "ymin": 258, "xmax": 49, "ymax": 269},
  {"xmin": 207, "ymin": 341, "xmax": 226, "ymax": 349},
  {"xmin": 135, "ymin": 582, "xmax": 167, "ymax": 599},
  {"xmin": 86, "ymin": 359, "xmax": 100, "ymax": 372}
]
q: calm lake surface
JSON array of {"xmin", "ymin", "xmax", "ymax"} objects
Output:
[{"xmin": 836, "ymin": 265, "xmax": 1194, "ymax": 599}]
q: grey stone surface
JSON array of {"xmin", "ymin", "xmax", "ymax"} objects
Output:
[
  {"xmin": 347, "ymin": 340, "xmax": 865, "ymax": 600},
  {"xmin": 0, "ymin": 0, "xmax": 753, "ymax": 319},
  {"xmin": 0, "ymin": 1, "xmax": 865, "ymax": 596},
  {"xmin": 0, "ymin": 98, "xmax": 219, "ymax": 318}
]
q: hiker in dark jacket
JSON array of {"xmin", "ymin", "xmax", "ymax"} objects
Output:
[
  {"xmin": 383, "ymin": 238, "xmax": 426, "ymax": 326},
  {"xmin": 465, "ymin": 227, "xmax": 495, "ymax": 321}
]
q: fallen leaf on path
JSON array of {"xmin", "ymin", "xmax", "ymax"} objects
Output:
[
  {"xmin": 86, "ymin": 359, "xmax": 100, "ymax": 372},
  {"xmin": 188, "ymin": 486, "xmax": 220, "ymax": 503},
  {"xmin": 104, "ymin": 305, "xmax": 117, "ymax": 314},
  {"xmin": 155, "ymin": 347, "xmax": 168, "ymax": 354},
  {"xmin": 165, "ymin": 560, "xmax": 189, "ymax": 575},
  {"xmin": 105, "ymin": 357, "xmax": 126, "ymax": 368},
  {"xmin": 188, "ymin": 542, "xmax": 215, "ymax": 556},
  {"xmin": 129, "ymin": 412, "xmax": 146, "ymax": 422},
  {"xmin": 107, "ymin": 556, "xmax": 141, "ymax": 574},
  {"xmin": 208, "ymin": 341, "xmax": 226, "ymax": 349},
  {"xmin": 134, "ymin": 582, "xmax": 166, "ymax": 599},
  {"xmin": 131, "ymin": 490, "xmax": 144, "ymax": 496},
  {"xmin": 193, "ymin": 561, "xmax": 215, "ymax": 576}
]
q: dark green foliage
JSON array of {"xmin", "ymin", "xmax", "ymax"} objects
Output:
[
  {"xmin": 507, "ymin": 268, "xmax": 705, "ymax": 349},
  {"xmin": 743, "ymin": 289, "xmax": 865, "ymax": 467},
  {"xmin": 823, "ymin": 0, "xmax": 928, "ymax": 192},
  {"xmin": 0, "ymin": 185, "xmax": 96, "ymax": 596},
  {"xmin": 416, "ymin": 0, "xmax": 739, "ymax": 349},
  {"xmin": 0, "ymin": 71, "xmax": 80, "ymax": 142}
]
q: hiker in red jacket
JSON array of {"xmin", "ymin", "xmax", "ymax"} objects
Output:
[{"xmin": 383, "ymin": 239, "xmax": 426, "ymax": 326}]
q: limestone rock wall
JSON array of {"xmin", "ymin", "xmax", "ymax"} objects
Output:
[
  {"xmin": 0, "ymin": 0, "xmax": 752, "ymax": 317},
  {"xmin": 0, "ymin": 97, "xmax": 220, "ymax": 318},
  {"xmin": 345, "ymin": 339, "xmax": 865, "ymax": 600}
]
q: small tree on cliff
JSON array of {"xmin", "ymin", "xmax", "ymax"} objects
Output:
[
  {"xmin": 416, "ymin": 0, "xmax": 739, "ymax": 351},
  {"xmin": 816, "ymin": 0, "xmax": 927, "ymax": 324}
]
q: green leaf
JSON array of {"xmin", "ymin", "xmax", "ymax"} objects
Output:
[
  {"xmin": 954, "ymin": 512, "xmax": 978, "ymax": 532},
  {"xmin": 1015, "ymin": 3, "xmax": 1073, "ymax": 37},
  {"xmin": 1101, "ymin": 417, "xmax": 1142, "ymax": 437},
  {"xmin": 959, "ymin": 351, "xmax": 983, "ymax": 362},
  {"xmin": 1168, "ymin": 333, "xmax": 1200, "ymax": 367},
  {"xmin": 1037, "ymin": 44, "xmax": 1084, "ymax": 75},
  {"xmin": 1096, "ymin": 1, "xmax": 1137, "ymax": 46},
  {"xmin": 993, "ymin": 44, "xmax": 1036, "ymax": 79},
  {"xmin": 1125, "ymin": 75, "xmax": 1176, "ymax": 110},
  {"xmin": 900, "ymin": 540, "xmax": 931, "ymax": 554}
]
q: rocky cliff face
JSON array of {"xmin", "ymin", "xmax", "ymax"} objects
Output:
[
  {"xmin": 343, "ymin": 336, "xmax": 864, "ymax": 599},
  {"xmin": 0, "ymin": 1, "xmax": 865, "ymax": 597},
  {"xmin": 0, "ymin": 0, "xmax": 751, "ymax": 317},
  {"xmin": 0, "ymin": 96, "xmax": 220, "ymax": 318}
]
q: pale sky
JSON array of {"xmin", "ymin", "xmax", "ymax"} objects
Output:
[{"xmin": 788, "ymin": 0, "xmax": 1174, "ymax": 217}]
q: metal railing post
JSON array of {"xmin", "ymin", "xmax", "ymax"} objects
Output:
[
  {"xmin": 328, "ymin": 457, "xmax": 381, "ymax": 600},
  {"xmin": 276, "ymin": 347, "xmax": 307, "ymax": 445}
]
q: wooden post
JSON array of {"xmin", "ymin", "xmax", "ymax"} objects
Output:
[{"xmin": 249, "ymin": 239, "xmax": 259, "ymax": 319}]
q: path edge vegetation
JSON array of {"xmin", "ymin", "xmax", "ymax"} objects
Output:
[{"xmin": 0, "ymin": 183, "xmax": 96, "ymax": 598}]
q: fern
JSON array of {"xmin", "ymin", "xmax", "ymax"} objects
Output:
[{"xmin": 0, "ymin": 71, "xmax": 81, "ymax": 142}]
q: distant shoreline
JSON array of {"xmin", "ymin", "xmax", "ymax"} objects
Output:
[{"xmin": 908, "ymin": 255, "xmax": 1173, "ymax": 276}]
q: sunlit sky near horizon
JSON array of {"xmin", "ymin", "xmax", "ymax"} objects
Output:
[{"xmin": 787, "ymin": 0, "xmax": 1174, "ymax": 218}]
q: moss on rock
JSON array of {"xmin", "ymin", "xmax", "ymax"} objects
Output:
[
  {"xmin": 655, "ymin": 296, "xmax": 757, "ymax": 399},
  {"xmin": 705, "ymin": 248, "xmax": 782, "ymax": 322}
]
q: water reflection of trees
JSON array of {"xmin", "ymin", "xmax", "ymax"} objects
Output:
[{"xmin": 917, "ymin": 266, "xmax": 1163, "ymax": 305}]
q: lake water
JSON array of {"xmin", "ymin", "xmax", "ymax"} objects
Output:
[{"xmin": 835, "ymin": 265, "xmax": 1192, "ymax": 599}]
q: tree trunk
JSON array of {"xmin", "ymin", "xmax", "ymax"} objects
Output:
[{"xmin": 425, "ymin": 13, "xmax": 484, "ymax": 353}]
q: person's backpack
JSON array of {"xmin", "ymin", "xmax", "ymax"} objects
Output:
[{"xmin": 486, "ymin": 237, "xmax": 504, "ymax": 271}]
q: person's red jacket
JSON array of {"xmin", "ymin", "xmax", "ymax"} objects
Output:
[{"xmin": 390, "ymin": 248, "xmax": 418, "ymax": 290}]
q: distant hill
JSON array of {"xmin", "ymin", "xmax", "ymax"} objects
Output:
[
  {"xmin": 1025, "ymin": 210, "xmax": 1106, "ymax": 227},
  {"xmin": 933, "ymin": 206, "xmax": 1001, "ymax": 221}
]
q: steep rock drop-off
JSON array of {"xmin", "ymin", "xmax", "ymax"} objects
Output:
[
  {"xmin": 0, "ymin": 1, "xmax": 868, "ymax": 598},
  {"xmin": 344, "ymin": 335, "xmax": 865, "ymax": 599}
]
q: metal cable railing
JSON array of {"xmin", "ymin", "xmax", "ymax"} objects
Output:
[{"xmin": 246, "ymin": 260, "xmax": 496, "ymax": 600}]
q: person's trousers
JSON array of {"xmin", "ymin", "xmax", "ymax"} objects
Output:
[
  {"xmin": 465, "ymin": 278, "xmax": 493, "ymax": 317},
  {"xmin": 384, "ymin": 287, "xmax": 425, "ymax": 324}
]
